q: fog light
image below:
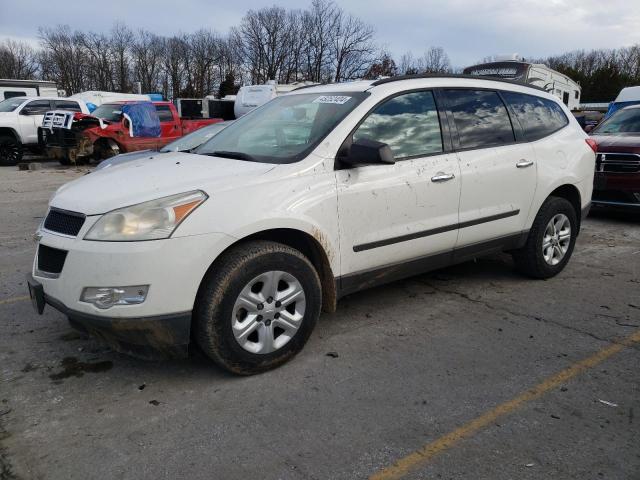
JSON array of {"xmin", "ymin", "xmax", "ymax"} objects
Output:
[{"xmin": 80, "ymin": 285, "xmax": 149, "ymax": 309}]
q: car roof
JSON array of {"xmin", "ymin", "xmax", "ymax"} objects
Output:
[
  {"xmin": 289, "ymin": 74, "xmax": 548, "ymax": 96},
  {"xmin": 3, "ymin": 96, "xmax": 67, "ymax": 102}
]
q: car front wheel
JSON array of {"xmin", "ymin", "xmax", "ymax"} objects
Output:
[
  {"xmin": 0, "ymin": 135, "xmax": 23, "ymax": 166},
  {"xmin": 194, "ymin": 240, "xmax": 322, "ymax": 375}
]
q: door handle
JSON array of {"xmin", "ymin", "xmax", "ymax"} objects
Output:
[
  {"xmin": 431, "ymin": 172, "xmax": 455, "ymax": 182},
  {"xmin": 516, "ymin": 160, "xmax": 534, "ymax": 168}
]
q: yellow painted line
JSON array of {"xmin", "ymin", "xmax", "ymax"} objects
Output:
[
  {"xmin": 370, "ymin": 329, "xmax": 640, "ymax": 480},
  {"xmin": 0, "ymin": 295, "xmax": 30, "ymax": 306}
]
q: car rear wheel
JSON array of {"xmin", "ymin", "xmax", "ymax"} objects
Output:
[
  {"xmin": 194, "ymin": 240, "xmax": 322, "ymax": 375},
  {"xmin": 0, "ymin": 135, "xmax": 23, "ymax": 166},
  {"xmin": 512, "ymin": 196, "xmax": 578, "ymax": 279}
]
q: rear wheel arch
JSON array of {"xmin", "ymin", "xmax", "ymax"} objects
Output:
[{"xmin": 547, "ymin": 184, "xmax": 582, "ymax": 231}]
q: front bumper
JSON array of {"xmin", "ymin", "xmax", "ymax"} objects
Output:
[
  {"xmin": 593, "ymin": 172, "xmax": 640, "ymax": 211},
  {"xmin": 30, "ymin": 225, "xmax": 236, "ymax": 358},
  {"xmin": 29, "ymin": 273, "xmax": 191, "ymax": 359}
]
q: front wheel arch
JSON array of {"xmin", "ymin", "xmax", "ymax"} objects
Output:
[{"xmin": 197, "ymin": 228, "xmax": 336, "ymax": 315}]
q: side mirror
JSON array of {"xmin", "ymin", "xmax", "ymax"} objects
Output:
[
  {"xmin": 20, "ymin": 108, "xmax": 34, "ymax": 116},
  {"xmin": 340, "ymin": 138, "xmax": 395, "ymax": 167}
]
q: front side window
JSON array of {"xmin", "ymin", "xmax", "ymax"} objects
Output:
[
  {"xmin": 592, "ymin": 107, "xmax": 640, "ymax": 135},
  {"xmin": 22, "ymin": 100, "xmax": 52, "ymax": 115},
  {"xmin": 353, "ymin": 91, "xmax": 443, "ymax": 159},
  {"xmin": 445, "ymin": 89, "xmax": 515, "ymax": 149},
  {"xmin": 195, "ymin": 92, "xmax": 368, "ymax": 164},
  {"xmin": 502, "ymin": 92, "xmax": 569, "ymax": 141},
  {"xmin": 53, "ymin": 100, "xmax": 82, "ymax": 112}
]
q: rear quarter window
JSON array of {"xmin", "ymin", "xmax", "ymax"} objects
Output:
[
  {"xmin": 155, "ymin": 105, "xmax": 174, "ymax": 122},
  {"xmin": 502, "ymin": 91, "xmax": 569, "ymax": 141}
]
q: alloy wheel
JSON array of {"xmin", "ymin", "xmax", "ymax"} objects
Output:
[
  {"xmin": 542, "ymin": 213, "xmax": 571, "ymax": 266},
  {"xmin": 232, "ymin": 270, "xmax": 306, "ymax": 354}
]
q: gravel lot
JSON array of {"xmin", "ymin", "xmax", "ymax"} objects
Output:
[{"xmin": 1, "ymin": 165, "xmax": 639, "ymax": 480}]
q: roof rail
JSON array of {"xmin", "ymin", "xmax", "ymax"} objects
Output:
[{"xmin": 370, "ymin": 73, "xmax": 547, "ymax": 92}]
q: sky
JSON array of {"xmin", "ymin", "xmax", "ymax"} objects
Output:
[{"xmin": 1, "ymin": 0, "xmax": 640, "ymax": 68}]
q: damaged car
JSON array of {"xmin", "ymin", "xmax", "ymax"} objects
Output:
[
  {"xmin": 28, "ymin": 76, "xmax": 595, "ymax": 374},
  {"xmin": 39, "ymin": 101, "xmax": 220, "ymax": 165}
]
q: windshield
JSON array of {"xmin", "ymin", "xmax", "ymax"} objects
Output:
[
  {"xmin": 0, "ymin": 98, "xmax": 26, "ymax": 112},
  {"xmin": 91, "ymin": 103, "xmax": 124, "ymax": 122},
  {"xmin": 593, "ymin": 108, "xmax": 640, "ymax": 135},
  {"xmin": 194, "ymin": 92, "xmax": 368, "ymax": 163},
  {"xmin": 161, "ymin": 122, "xmax": 231, "ymax": 152}
]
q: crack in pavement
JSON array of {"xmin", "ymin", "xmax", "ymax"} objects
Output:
[{"xmin": 418, "ymin": 280, "xmax": 640, "ymax": 351}]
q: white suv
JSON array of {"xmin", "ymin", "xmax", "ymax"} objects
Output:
[
  {"xmin": 0, "ymin": 96, "xmax": 90, "ymax": 165},
  {"xmin": 28, "ymin": 76, "xmax": 596, "ymax": 374}
]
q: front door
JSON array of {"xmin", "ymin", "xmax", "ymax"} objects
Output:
[
  {"xmin": 336, "ymin": 90, "xmax": 461, "ymax": 287},
  {"xmin": 18, "ymin": 99, "xmax": 52, "ymax": 145}
]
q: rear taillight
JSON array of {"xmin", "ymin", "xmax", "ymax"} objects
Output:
[{"xmin": 585, "ymin": 138, "xmax": 597, "ymax": 153}]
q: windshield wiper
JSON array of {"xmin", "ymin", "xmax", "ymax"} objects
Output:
[{"xmin": 207, "ymin": 150, "xmax": 258, "ymax": 162}]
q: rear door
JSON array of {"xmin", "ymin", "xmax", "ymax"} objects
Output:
[
  {"xmin": 442, "ymin": 89, "xmax": 537, "ymax": 249},
  {"xmin": 336, "ymin": 90, "xmax": 461, "ymax": 286}
]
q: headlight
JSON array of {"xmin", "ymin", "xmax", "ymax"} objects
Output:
[{"xmin": 85, "ymin": 190, "xmax": 207, "ymax": 241}]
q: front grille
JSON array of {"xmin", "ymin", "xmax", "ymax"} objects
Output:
[
  {"xmin": 37, "ymin": 244, "xmax": 68, "ymax": 275},
  {"xmin": 43, "ymin": 208, "xmax": 85, "ymax": 236},
  {"xmin": 596, "ymin": 152, "xmax": 640, "ymax": 173}
]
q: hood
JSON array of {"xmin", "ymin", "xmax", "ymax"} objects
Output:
[
  {"xmin": 51, "ymin": 152, "xmax": 278, "ymax": 215},
  {"xmin": 591, "ymin": 134, "xmax": 640, "ymax": 153}
]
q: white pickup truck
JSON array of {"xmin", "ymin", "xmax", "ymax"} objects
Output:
[{"xmin": 0, "ymin": 96, "xmax": 89, "ymax": 166}]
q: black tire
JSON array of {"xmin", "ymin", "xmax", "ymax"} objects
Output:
[
  {"xmin": 194, "ymin": 240, "xmax": 322, "ymax": 375},
  {"xmin": 512, "ymin": 196, "xmax": 578, "ymax": 279},
  {"xmin": 0, "ymin": 135, "xmax": 23, "ymax": 166}
]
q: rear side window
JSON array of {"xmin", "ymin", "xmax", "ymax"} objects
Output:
[
  {"xmin": 444, "ymin": 90, "xmax": 515, "ymax": 149},
  {"xmin": 53, "ymin": 100, "xmax": 82, "ymax": 112},
  {"xmin": 502, "ymin": 92, "xmax": 569, "ymax": 141},
  {"xmin": 155, "ymin": 105, "xmax": 174, "ymax": 122},
  {"xmin": 353, "ymin": 90, "xmax": 443, "ymax": 159}
]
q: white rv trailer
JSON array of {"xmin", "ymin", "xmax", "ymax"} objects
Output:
[
  {"xmin": 0, "ymin": 79, "xmax": 59, "ymax": 100},
  {"xmin": 463, "ymin": 55, "xmax": 581, "ymax": 110},
  {"xmin": 234, "ymin": 81, "xmax": 317, "ymax": 118}
]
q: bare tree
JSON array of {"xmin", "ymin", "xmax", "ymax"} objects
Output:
[
  {"xmin": 332, "ymin": 12, "xmax": 375, "ymax": 81},
  {"xmin": 304, "ymin": 0, "xmax": 340, "ymax": 82},
  {"xmin": 237, "ymin": 7, "xmax": 292, "ymax": 84},
  {"xmin": 110, "ymin": 22, "xmax": 132, "ymax": 92},
  {"xmin": 0, "ymin": 40, "xmax": 39, "ymax": 79},
  {"xmin": 421, "ymin": 46, "xmax": 451, "ymax": 73},
  {"xmin": 79, "ymin": 31, "xmax": 115, "ymax": 90},
  {"xmin": 38, "ymin": 26, "xmax": 87, "ymax": 95},
  {"xmin": 131, "ymin": 30, "xmax": 164, "ymax": 93}
]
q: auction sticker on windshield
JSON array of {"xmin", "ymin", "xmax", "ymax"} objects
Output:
[{"xmin": 313, "ymin": 95, "xmax": 352, "ymax": 105}]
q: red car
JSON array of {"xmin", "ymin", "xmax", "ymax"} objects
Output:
[
  {"xmin": 589, "ymin": 105, "xmax": 640, "ymax": 211},
  {"xmin": 40, "ymin": 101, "xmax": 220, "ymax": 164}
]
